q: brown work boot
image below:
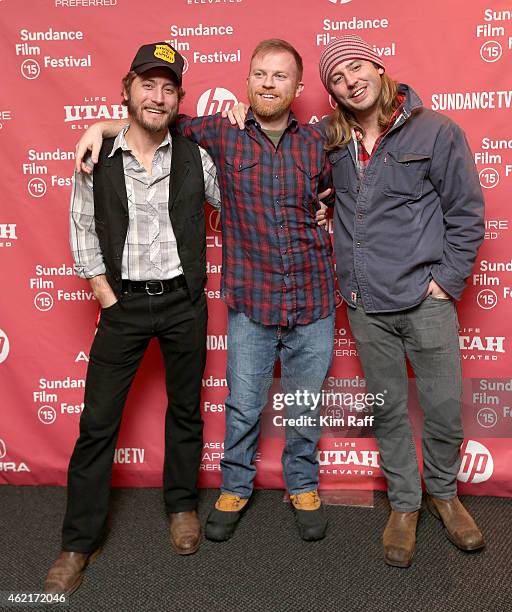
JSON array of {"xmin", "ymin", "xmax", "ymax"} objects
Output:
[
  {"xmin": 169, "ymin": 510, "xmax": 201, "ymax": 555},
  {"xmin": 289, "ymin": 490, "xmax": 327, "ymax": 541},
  {"xmin": 427, "ymin": 495, "xmax": 485, "ymax": 551},
  {"xmin": 44, "ymin": 549, "xmax": 101, "ymax": 595},
  {"xmin": 383, "ymin": 510, "xmax": 419, "ymax": 568},
  {"xmin": 205, "ymin": 492, "xmax": 249, "ymax": 542}
]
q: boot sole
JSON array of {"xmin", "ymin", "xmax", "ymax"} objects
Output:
[
  {"xmin": 205, "ymin": 520, "xmax": 240, "ymax": 542},
  {"xmin": 384, "ymin": 550, "xmax": 415, "ymax": 568},
  {"xmin": 170, "ymin": 533, "xmax": 201, "ymax": 555}
]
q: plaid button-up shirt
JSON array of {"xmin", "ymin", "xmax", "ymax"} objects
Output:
[
  {"xmin": 176, "ymin": 110, "xmax": 335, "ymax": 327},
  {"xmin": 353, "ymin": 93, "xmax": 406, "ymax": 176},
  {"xmin": 70, "ymin": 128, "xmax": 220, "ymax": 281}
]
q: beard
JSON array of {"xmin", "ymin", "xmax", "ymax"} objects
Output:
[
  {"xmin": 126, "ymin": 96, "xmax": 177, "ymax": 133},
  {"xmin": 248, "ymin": 89, "xmax": 296, "ymax": 121}
]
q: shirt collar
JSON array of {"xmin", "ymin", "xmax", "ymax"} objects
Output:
[
  {"xmin": 107, "ymin": 126, "xmax": 172, "ymax": 157},
  {"xmin": 351, "ymin": 92, "xmax": 407, "ymax": 148},
  {"xmin": 245, "ymin": 108, "xmax": 299, "ymax": 133}
]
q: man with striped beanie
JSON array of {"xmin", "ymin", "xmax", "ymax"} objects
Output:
[{"xmin": 319, "ymin": 35, "xmax": 485, "ymax": 567}]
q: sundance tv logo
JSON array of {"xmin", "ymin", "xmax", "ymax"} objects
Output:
[
  {"xmin": 197, "ymin": 88, "xmax": 237, "ymax": 116},
  {"xmin": 457, "ymin": 440, "xmax": 493, "ymax": 484}
]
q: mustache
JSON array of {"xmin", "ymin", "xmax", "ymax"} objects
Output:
[{"xmin": 253, "ymin": 91, "xmax": 280, "ymax": 96}]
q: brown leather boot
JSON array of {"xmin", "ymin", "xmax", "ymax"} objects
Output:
[
  {"xmin": 383, "ymin": 510, "xmax": 419, "ymax": 568},
  {"xmin": 169, "ymin": 510, "xmax": 201, "ymax": 555},
  {"xmin": 427, "ymin": 496, "xmax": 485, "ymax": 551},
  {"xmin": 44, "ymin": 549, "xmax": 101, "ymax": 594}
]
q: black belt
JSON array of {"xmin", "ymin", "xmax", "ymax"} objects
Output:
[{"xmin": 121, "ymin": 276, "xmax": 186, "ymax": 295}]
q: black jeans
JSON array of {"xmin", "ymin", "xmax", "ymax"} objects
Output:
[{"xmin": 61, "ymin": 287, "xmax": 207, "ymax": 552}]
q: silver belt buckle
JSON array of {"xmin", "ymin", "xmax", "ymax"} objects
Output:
[{"xmin": 145, "ymin": 280, "xmax": 164, "ymax": 295}]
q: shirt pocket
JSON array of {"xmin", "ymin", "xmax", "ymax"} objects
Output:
[
  {"xmin": 295, "ymin": 160, "xmax": 322, "ymax": 181},
  {"xmin": 225, "ymin": 156, "xmax": 259, "ymax": 173},
  {"xmin": 224, "ymin": 156, "xmax": 259, "ymax": 199},
  {"xmin": 383, "ymin": 151, "xmax": 431, "ymax": 200},
  {"xmin": 296, "ymin": 159, "xmax": 323, "ymax": 207},
  {"xmin": 329, "ymin": 148, "xmax": 351, "ymax": 193}
]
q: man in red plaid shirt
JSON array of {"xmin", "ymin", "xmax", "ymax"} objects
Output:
[{"xmin": 74, "ymin": 39, "xmax": 336, "ymax": 543}]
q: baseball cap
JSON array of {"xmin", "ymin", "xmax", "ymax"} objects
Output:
[{"xmin": 130, "ymin": 42, "xmax": 184, "ymax": 85}]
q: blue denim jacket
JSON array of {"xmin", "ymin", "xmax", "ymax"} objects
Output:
[{"xmin": 329, "ymin": 84, "xmax": 485, "ymax": 313}]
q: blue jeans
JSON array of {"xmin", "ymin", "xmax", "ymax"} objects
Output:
[
  {"xmin": 221, "ymin": 309, "xmax": 335, "ymax": 498},
  {"xmin": 347, "ymin": 296, "xmax": 463, "ymax": 512}
]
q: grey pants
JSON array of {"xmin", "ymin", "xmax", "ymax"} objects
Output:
[{"xmin": 347, "ymin": 296, "xmax": 463, "ymax": 512}]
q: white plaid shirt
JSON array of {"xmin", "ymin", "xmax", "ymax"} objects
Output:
[{"xmin": 70, "ymin": 127, "xmax": 220, "ymax": 280}]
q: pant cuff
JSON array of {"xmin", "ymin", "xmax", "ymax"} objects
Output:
[
  {"xmin": 220, "ymin": 487, "xmax": 251, "ymax": 499},
  {"xmin": 287, "ymin": 485, "xmax": 319, "ymax": 496},
  {"xmin": 165, "ymin": 502, "xmax": 198, "ymax": 514}
]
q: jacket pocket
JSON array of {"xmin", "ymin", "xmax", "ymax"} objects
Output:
[
  {"xmin": 329, "ymin": 148, "xmax": 350, "ymax": 193},
  {"xmin": 383, "ymin": 151, "xmax": 431, "ymax": 200}
]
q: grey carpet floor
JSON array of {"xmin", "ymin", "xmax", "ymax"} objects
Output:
[{"xmin": 0, "ymin": 487, "xmax": 510, "ymax": 612}]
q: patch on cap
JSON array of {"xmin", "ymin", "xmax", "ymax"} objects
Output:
[{"xmin": 154, "ymin": 44, "xmax": 175, "ymax": 64}]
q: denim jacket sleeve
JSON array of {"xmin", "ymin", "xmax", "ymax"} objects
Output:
[{"xmin": 428, "ymin": 121, "xmax": 485, "ymax": 300}]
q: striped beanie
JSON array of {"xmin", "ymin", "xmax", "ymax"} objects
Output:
[{"xmin": 319, "ymin": 35, "xmax": 385, "ymax": 91}]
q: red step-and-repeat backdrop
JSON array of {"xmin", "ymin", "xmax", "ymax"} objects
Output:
[{"xmin": 1, "ymin": 0, "xmax": 511, "ymax": 496}]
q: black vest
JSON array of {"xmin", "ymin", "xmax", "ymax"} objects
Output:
[{"xmin": 92, "ymin": 133, "xmax": 207, "ymax": 301}]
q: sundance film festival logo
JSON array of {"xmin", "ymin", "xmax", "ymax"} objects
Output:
[
  {"xmin": 457, "ymin": 440, "xmax": 493, "ymax": 484},
  {"xmin": 0, "ymin": 329, "xmax": 10, "ymax": 363},
  {"xmin": 0, "ymin": 439, "xmax": 6, "ymax": 459},
  {"xmin": 38, "ymin": 405, "xmax": 57, "ymax": 425},
  {"xmin": 197, "ymin": 88, "xmax": 237, "ymax": 116}
]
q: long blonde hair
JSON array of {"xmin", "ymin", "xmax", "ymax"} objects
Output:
[{"xmin": 324, "ymin": 73, "xmax": 400, "ymax": 152}]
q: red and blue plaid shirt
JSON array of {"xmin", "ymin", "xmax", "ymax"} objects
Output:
[
  {"xmin": 355, "ymin": 93, "xmax": 406, "ymax": 174},
  {"xmin": 176, "ymin": 110, "xmax": 335, "ymax": 327}
]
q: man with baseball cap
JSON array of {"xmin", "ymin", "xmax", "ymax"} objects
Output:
[
  {"xmin": 319, "ymin": 35, "xmax": 485, "ymax": 566},
  {"xmin": 44, "ymin": 42, "xmax": 220, "ymax": 594}
]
